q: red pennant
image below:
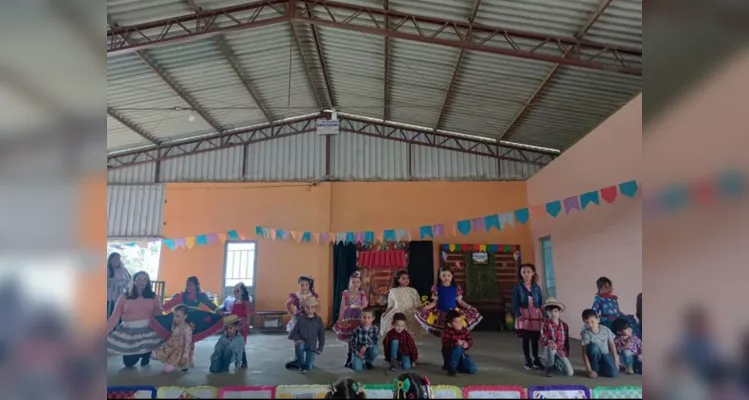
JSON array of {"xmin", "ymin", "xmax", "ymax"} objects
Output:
[
  {"xmin": 692, "ymin": 178, "xmax": 715, "ymax": 205},
  {"xmin": 464, "ymin": 244, "xmax": 473, "ymax": 251},
  {"xmin": 601, "ymin": 186, "xmax": 618, "ymax": 204}
]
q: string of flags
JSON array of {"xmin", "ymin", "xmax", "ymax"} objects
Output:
[{"xmin": 150, "ymin": 170, "xmax": 744, "ymax": 251}]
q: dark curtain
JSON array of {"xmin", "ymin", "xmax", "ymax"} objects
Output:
[
  {"xmin": 332, "ymin": 243, "xmax": 358, "ymax": 323},
  {"xmin": 407, "ymin": 241, "xmax": 434, "ymax": 297}
]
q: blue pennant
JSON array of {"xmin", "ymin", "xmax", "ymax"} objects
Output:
[
  {"xmin": 545, "ymin": 201, "xmax": 562, "ymax": 218},
  {"xmin": 301, "ymin": 232, "xmax": 312, "ymax": 243},
  {"xmin": 255, "ymin": 226, "xmax": 264, "ymax": 236},
  {"xmin": 456, "ymin": 220, "xmax": 471, "ymax": 236},
  {"xmin": 659, "ymin": 184, "xmax": 689, "ymax": 212},
  {"xmin": 484, "ymin": 214, "xmax": 501, "ymax": 231},
  {"xmin": 364, "ymin": 231, "xmax": 375, "ymax": 243},
  {"xmin": 717, "ymin": 170, "xmax": 744, "ymax": 198},
  {"xmin": 419, "ymin": 225, "xmax": 434, "ymax": 239},
  {"xmin": 345, "ymin": 232, "xmax": 355, "ymax": 244},
  {"xmin": 619, "ymin": 180, "xmax": 639, "ymax": 198},
  {"xmin": 383, "ymin": 230, "xmax": 396, "ymax": 242},
  {"xmin": 580, "ymin": 191, "xmax": 600, "ymax": 209},
  {"xmin": 227, "ymin": 230, "xmax": 240, "ymax": 240},
  {"xmin": 514, "ymin": 208, "xmax": 530, "ymax": 224},
  {"xmin": 163, "ymin": 239, "xmax": 175, "ymax": 250}
]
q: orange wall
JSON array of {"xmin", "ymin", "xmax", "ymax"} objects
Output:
[{"xmin": 160, "ymin": 181, "xmax": 532, "ymax": 324}]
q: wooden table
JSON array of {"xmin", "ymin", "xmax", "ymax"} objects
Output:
[{"xmin": 255, "ymin": 311, "xmax": 287, "ymax": 333}]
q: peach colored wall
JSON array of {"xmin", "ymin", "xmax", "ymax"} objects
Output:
[
  {"xmin": 526, "ymin": 94, "xmax": 643, "ymax": 339},
  {"xmin": 159, "ymin": 181, "xmax": 533, "ymax": 325}
]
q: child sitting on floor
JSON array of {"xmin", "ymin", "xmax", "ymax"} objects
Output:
[
  {"xmin": 151, "ymin": 304, "xmax": 193, "ymax": 373},
  {"xmin": 539, "ymin": 297, "xmax": 573, "ymax": 377},
  {"xmin": 349, "ymin": 308, "xmax": 380, "ymax": 372},
  {"xmin": 441, "ymin": 310, "xmax": 477, "ymax": 376},
  {"xmin": 392, "ymin": 372, "xmax": 433, "ymax": 399},
  {"xmin": 581, "ymin": 309, "xmax": 619, "ymax": 379},
  {"xmin": 209, "ymin": 315, "xmax": 245, "ymax": 373},
  {"xmin": 589, "ymin": 277, "xmax": 641, "ymax": 338},
  {"xmin": 612, "ymin": 318, "xmax": 642, "ymax": 374},
  {"xmin": 325, "ymin": 378, "xmax": 367, "ymax": 399},
  {"xmin": 288, "ymin": 296, "xmax": 325, "ymax": 373},
  {"xmin": 383, "ymin": 312, "xmax": 418, "ymax": 371}
]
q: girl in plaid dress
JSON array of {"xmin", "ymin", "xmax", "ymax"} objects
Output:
[
  {"xmin": 512, "ymin": 263, "xmax": 544, "ymax": 370},
  {"xmin": 415, "ymin": 266, "xmax": 482, "ymax": 337}
]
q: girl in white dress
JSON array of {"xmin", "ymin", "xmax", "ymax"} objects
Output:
[{"xmin": 380, "ymin": 270, "xmax": 424, "ymax": 339}]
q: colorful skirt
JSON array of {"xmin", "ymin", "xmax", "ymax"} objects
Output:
[
  {"xmin": 415, "ymin": 307, "xmax": 482, "ymax": 337},
  {"xmin": 514, "ymin": 307, "xmax": 543, "ymax": 338},
  {"xmin": 152, "ymin": 310, "xmax": 223, "ymax": 342},
  {"xmin": 333, "ymin": 308, "xmax": 362, "ymax": 342},
  {"xmin": 107, "ymin": 319, "xmax": 165, "ymax": 356}
]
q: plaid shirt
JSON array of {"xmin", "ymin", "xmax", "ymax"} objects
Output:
[
  {"xmin": 349, "ymin": 324, "xmax": 380, "ymax": 351},
  {"xmin": 614, "ymin": 335, "xmax": 642, "ymax": 356},
  {"xmin": 383, "ymin": 329, "xmax": 418, "ymax": 363},
  {"xmin": 540, "ymin": 319, "xmax": 569, "ymax": 357},
  {"xmin": 441, "ymin": 327, "xmax": 473, "ymax": 350}
]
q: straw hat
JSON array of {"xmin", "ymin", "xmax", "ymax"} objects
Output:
[
  {"xmin": 303, "ymin": 296, "xmax": 320, "ymax": 307},
  {"xmin": 541, "ymin": 297, "xmax": 566, "ymax": 312},
  {"xmin": 223, "ymin": 314, "xmax": 240, "ymax": 326}
]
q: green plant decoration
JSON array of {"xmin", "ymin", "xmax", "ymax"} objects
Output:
[{"xmin": 466, "ymin": 252, "xmax": 499, "ymax": 300}]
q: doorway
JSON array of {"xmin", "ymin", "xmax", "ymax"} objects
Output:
[{"xmin": 222, "ymin": 241, "xmax": 258, "ymax": 303}]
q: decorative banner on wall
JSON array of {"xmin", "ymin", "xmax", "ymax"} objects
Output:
[
  {"xmin": 147, "ymin": 170, "xmax": 745, "ymax": 251},
  {"xmin": 463, "ymin": 385, "xmax": 527, "ymax": 398},
  {"xmin": 218, "ymin": 386, "xmax": 275, "ymax": 399}
]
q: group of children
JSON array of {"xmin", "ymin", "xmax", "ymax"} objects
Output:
[{"xmin": 513, "ymin": 264, "xmax": 643, "ymax": 379}]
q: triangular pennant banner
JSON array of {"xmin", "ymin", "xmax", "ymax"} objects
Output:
[
  {"xmin": 514, "ymin": 208, "xmax": 530, "ymax": 224},
  {"xmin": 433, "ymin": 224, "xmax": 444, "ymax": 237},
  {"xmin": 302, "ymin": 232, "xmax": 311, "ymax": 243},
  {"xmin": 269, "ymin": 229, "xmax": 277, "ymax": 240},
  {"xmin": 195, "ymin": 234, "xmax": 209, "ymax": 246},
  {"xmin": 174, "ymin": 238, "xmax": 185, "ymax": 249},
  {"xmin": 484, "ymin": 214, "xmax": 501, "ymax": 231},
  {"xmin": 471, "ymin": 218, "xmax": 485, "ymax": 232},
  {"xmin": 364, "ymin": 231, "xmax": 375, "ymax": 243},
  {"xmin": 395, "ymin": 229, "xmax": 409, "ymax": 241},
  {"xmin": 601, "ymin": 186, "xmax": 618, "ymax": 203},
  {"xmin": 354, "ymin": 232, "xmax": 364, "ymax": 243},
  {"xmin": 580, "ymin": 191, "xmax": 600, "ymax": 209},
  {"xmin": 619, "ymin": 180, "xmax": 639, "ymax": 198},
  {"xmin": 255, "ymin": 226, "xmax": 264, "ymax": 237},
  {"xmin": 488, "ymin": 244, "xmax": 498, "ymax": 252},
  {"xmin": 383, "ymin": 230, "xmax": 396, "ymax": 242},
  {"xmin": 545, "ymin": 200, "xmax": 562, "ymax": 218},
  {"xmin": 320, "ymin": 232, "xmax": 329, "ymax": 243},
  {"xmin": 499, "ymin": 212, "xmax": 515, "ymax": 228},
  {"xmin": 563, "ymin": 196, "xmax": 582, "ymax": 214},
  {"xmin": 479, "ymin": 244, "xmax": 486, "ymax": 251},
  {"xmin": 345, "ymin": 232, "xmax": 355, "ymax": 244},
  {"xmin": 659, "ymin": 184, "xmax": 689, "ymax": 212},
  {"xmin": 456, "ymin": 220, "xmax": 471, "ymax": 236},
  {"xmin": 717, "ymin": 170, "xmax": 744, "ymax": 198},
  {"xmin": 449, "ymin": 244, "xmax": 456, "ymax": 252},
  {"xmin": 185, "ymin": 237, "xmax": 196, "ymax": 249},
  {"xmin": 207, "ymin": 234, "xmax": 219, "ymax": 244},
  {"xmin": 262, "ymin": 228, "xmax": 270, "ymax": 238},
  {"xmin": 163, "ymin": 239, "xmax": 175, "ymax": 251},
  {"xmin": 419, "ymin": 225, "xmax": 434, "ymax": 239},
  {"xmin": 227, "ymin": 230, "xmax": 240, "ymax": 240}
]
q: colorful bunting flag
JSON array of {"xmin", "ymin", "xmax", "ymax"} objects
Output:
[
  {"xmin": 563, "ymin": 196, "xmax": 581, "ymax": 214},
  {"xmin": 456, "ymin": 220, "xmax": 471, "ymax": 236},
  {"xmin": 433, "ymin": 224, "xmax": 444, "ymax": 237},
  {"xmin": 196, "ymin": 234, "xmax": 208, "ymax": 246},
  {"xmin": 227, "ymin": 230, "xmax": 240, "ymax": 240},
  {"xmin": 619, "ymin": 180, "xmax": 639, "ymax": 198},
  {"xmin": 420, "ymin": 225, "xmax": 434, "ymax": 239},
  {"xmin": 601, "ymin": 186, "xmax": 618, "ymax": 204},
  {"xmin": 499, "ymin": 212, "xmax": 515, "ymax": 228},
  {"xmin": 514, "ymin": 208, "xmax": 529, "ymax": 225},
  {"xmin": 484, "ymin": 214, "xmax": 501, "ymax": 231},
  {"xmin": 580, "ymin": 191, "xmax": 600, "ymax": 209},
  {"xmin": 545, "ymin": 200, "xmax": 562, "ymax": 218},
  {"xmin": 471, "ymin": 218, "xmax": 485, "ymax": 232}
]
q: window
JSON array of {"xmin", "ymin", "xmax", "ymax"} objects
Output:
[
  {"xmin": 223, "ymin": 241, "xmax": 257, "ymax": 290},
  {"xmin": 540, "ymin": 237, "xmax": 556, "ymax": 298}
]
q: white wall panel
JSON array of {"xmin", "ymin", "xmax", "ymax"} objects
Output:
[
  {"xmin": 107, "ymin": 163, "xmax": 156, "ymax": 184},
  {"xmin": 107, "ymin": 185, "xmax": 165, "ymax": 238}
]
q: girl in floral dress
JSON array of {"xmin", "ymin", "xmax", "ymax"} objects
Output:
[
  {"xmin": 415, "ymin": 266, "xmax": 482, "ymax": 337},
  {"xmin": 151, "ymin": 305, "xmax": 194, "ymax": 373},
  {"xmin": 227, "ymin": 282, "xmax": 253, "ymax": 368},
  {"xmin": 333, "ymin": 271, "xmax": 368, "ymax": 367},
  {"xmin": 511, "ymin": 263, "xmax": 544, "ymax": 370},
  {"xmin": 380, "ymin": 270, "xmax": 424, "ymax": 339},
  {"xmin": 284, "ymin": 276, "xmax": 319, "ymax": 369},
  {"xmin": 589, "ymin": 277, "xmax": 642, "ymax": 338}
]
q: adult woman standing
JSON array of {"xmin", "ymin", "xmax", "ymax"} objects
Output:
[
  {"xmin": 152, "ymin": 276, "xmax": 224, "ymax": 342},
  {"xmin": 106, "ymin": 271, "xmax": 164, "ymax": 367},
  {"xmin": 107, "ymin": 253, "xmax": 131, "ymax": 319}
]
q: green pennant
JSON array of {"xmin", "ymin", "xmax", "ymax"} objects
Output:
[
  {"xmin": 455, "ymin": 244, "xmax": 462, "ymax": 251},
  {"xmin": 503, "ymin": 245, "xmax": 512, "ymax": 253}
]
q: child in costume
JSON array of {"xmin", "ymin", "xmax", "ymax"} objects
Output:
[
  {"xmin": 284, "ymin": 275, "xmax": 319, "ymax": 369},
  {"xmin": 539, "ymin": 297, "xmax": 573, "ymax": 377},
  {"xmin": 349, "ymin": 308, "xmax": 380, "ymax": 372},
  {"xmin": 226, "ymin": 282, "xmax": 252, "ymax": 368},
  {"xmin": 612, "ymin": 318, "xmax": 642, "ymax": 374},
  {"xmin": 325, "ymin": 378, "xmax": 366, "ymax": 399},
  {"xmin": 415, "ymin": 266, "xmax": 482, "ymax": 337},
  {"xmin": 333, "ymin": 271, "xmax": 368, "ymax": 367},
  {"xmin": 209, "ymin": 315, "xmax": 245, "ymax": 373},
  {"xmin": 151, "ymin": 305, "xmax": 193, "ymax": 373},
  {"xmin": 441, "ymin": 309, "xmax": 477, "ymax": 376},
  {"xmin": 289, "ymin": 296, "xmax": 325, "ymax": 373},
  {"xmin": 511, "ymin": 263, "xmax": 544, "ymax": 370},
  {"xmin": 383, "ymin": 312, "xmax": 418, "ymax": 371},
  {"xmin": 589, "ymin": 277, "xmax": 641, "ymax": 338},
  {"xmin": 380, "ymin": 270, "xmax": 424, "ymax": 339},
  {"xmin": 152, "ymin": 276, "xmax": 223, "ymax": 343},
  {"xmin": 581, "ymin": 309, "xmax": 619, "ymax": 379},
  {"xmin": 392, "ymin": 373, "xmax": 433, "ymax": 399}
]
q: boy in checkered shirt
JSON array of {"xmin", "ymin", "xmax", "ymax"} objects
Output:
[
  {"xmin": 539, "ymin": 297, "xmax": 573, "ymax": 377},
  {"xmin": 441, "ymin": 309, "xmax": 477, "ymax": 376},
  {"xmin": 349, "ymin": 308, "xmax": 380, "ymax": 372}
]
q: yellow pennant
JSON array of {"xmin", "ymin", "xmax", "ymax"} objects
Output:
[{"xmin": 184, "ymin": 237, "xmax": 196, "ymax": 249}]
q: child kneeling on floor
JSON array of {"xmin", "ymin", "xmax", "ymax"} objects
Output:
[
  {"xmin": 581, "ymin": 309, "xmax": 619, "ymax": 379},
  {"xmin": 209, "ymin": 315, "xmax": 245, "ymax": 373},
  {"xmin": 151, "ymin": 305, "xmax": 193, "ymax": 373},
  {"xmin": 349, "ymin": 308, "xmax": 380, "ymax": 372},
  {"xmin": 613, "ymin": 318, "xmax": 642, "ymax": 374},
  {"xmin": 289, "ymin": 296, "xmax": 325, "ymax": 373},
  {"xmin": 441, "ymin": 310, "xmax": 477, "ymax": 376},
  {"xmin": 383, "ymin": 312, "xmax": 419, "ymax": 371},
  {"xmin": 539, "ymin": 297, "xmax": 573, "ymax": 377}
]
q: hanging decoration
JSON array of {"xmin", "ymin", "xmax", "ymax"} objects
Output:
[{"xmin": 141, "ymin": 171, "xmax": 744, "ymax": 251}]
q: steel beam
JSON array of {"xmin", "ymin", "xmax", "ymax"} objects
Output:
[
  {"xmin": 293, "ymin": 0, "xmax": 641, "ymax": 76},
  {"xmin": 108, "ymin": 115, "xmax": 555, "ymax": 169},
  {"xmin": 106, "ymin": 0, "xmax": 641, "ymax": 76},
  {"xmin": 433, "ymin": 0, "xmax": 483, "ymax": 131},
  {"xmin": 382, "ymin": 0, "xmax": 390, "ymax": 122},
  {"xmin": 498, "ymin": 0, "xmax": 616, "ymax": 140},
  {"xmin": 108, "ymin": 107, "xmax": 162, "ymax": 145},
  {"xmin": 107, "ymin": 0, "xmax": 289, "ymax": 56}
]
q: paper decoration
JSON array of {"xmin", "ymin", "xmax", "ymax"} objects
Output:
[
  {"xmin": 157, "ymin": 386, "xmax": 217, "ymax": 399},
  {"xmin": 514, "ymin": 208, "xmax": 529, "ymax": 224},
  {"xmin": 591, "ymin": 386, "xmax": 642, "ymax": 399},
  {"xmin": 463, "ymin": 385, "xmax": 526, "ymax": 399},
  {"xmin": 107, "ymin": 386, "xmax": 157, "ymax": 399},
  {"xmin": 618, "ymin": 180, "xmax": 639, "ymax": 198},
  {"xmin": 528, "ymin": 385, "xmax": 590, "ymax": 399},
  {"xmin": 431, "ymin": 385, "xmax": 463, "ymax": 399},
  {"xmin": 218, "ymin": 386, "xmax": 275, "ymax": 399},
  {"xmin": 456, "ymin": 220, "xmax": 471, "ymax": 236},
  {"xmin": 362, "ymin": 384, "xmax": 394, "ymax": 399},
  {"xmin": 580, "ymin": 191, "xmax": 600, "ymax": 209},
  {"xmin": 275, "ymin": 385, "xmax": 331, "ymax": 399},
  {"xmin": 563, "ymin": 196, "xmax": 581, "ymax": 214},
  {"xmin": 484, "ymin": 214, "xmax": 500, "ymax": 231},
  {"xmin": 545, "ymin": 200, "xmax": 562, "ymax": 218}
]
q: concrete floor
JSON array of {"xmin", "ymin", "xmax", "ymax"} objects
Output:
[{"xmin": 107, "ymin": 331, "xmax": 642, "ymax": 388}]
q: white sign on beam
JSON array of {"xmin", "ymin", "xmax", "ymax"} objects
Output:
[{"xmin": 315, "ymin": 119, "xmax": 340, "ymax": 135}]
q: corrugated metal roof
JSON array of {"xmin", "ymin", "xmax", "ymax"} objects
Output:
[
  {"xmin": 160, "ymin": 146, "xmax": 245, "ymax": 182},
  {"xmin": 107, "ymin": 0, "xmax": 641, "ymax": 154},
  {"xmin": 107, "ymin": 161, "xmax": 157, "ymax": 184},
  {"xmin": 246, "ymin": 132, "xmax": 326, "ymax": 181},
  {"xmin": 107, "ymin": 184, "xmax": 165, "ymax": 237},
  {"xmin": 331, "ymin": 131, "xmax": 409, "ymax": 180}
]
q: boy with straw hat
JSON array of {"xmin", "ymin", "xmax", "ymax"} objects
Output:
[
  {"xmin": 209, "ymin": 315, "xmax": 245, "ymax": 373},
  {"xmin": 539, "ymin": 297, "xmax": 573, "ymax": 377}
]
